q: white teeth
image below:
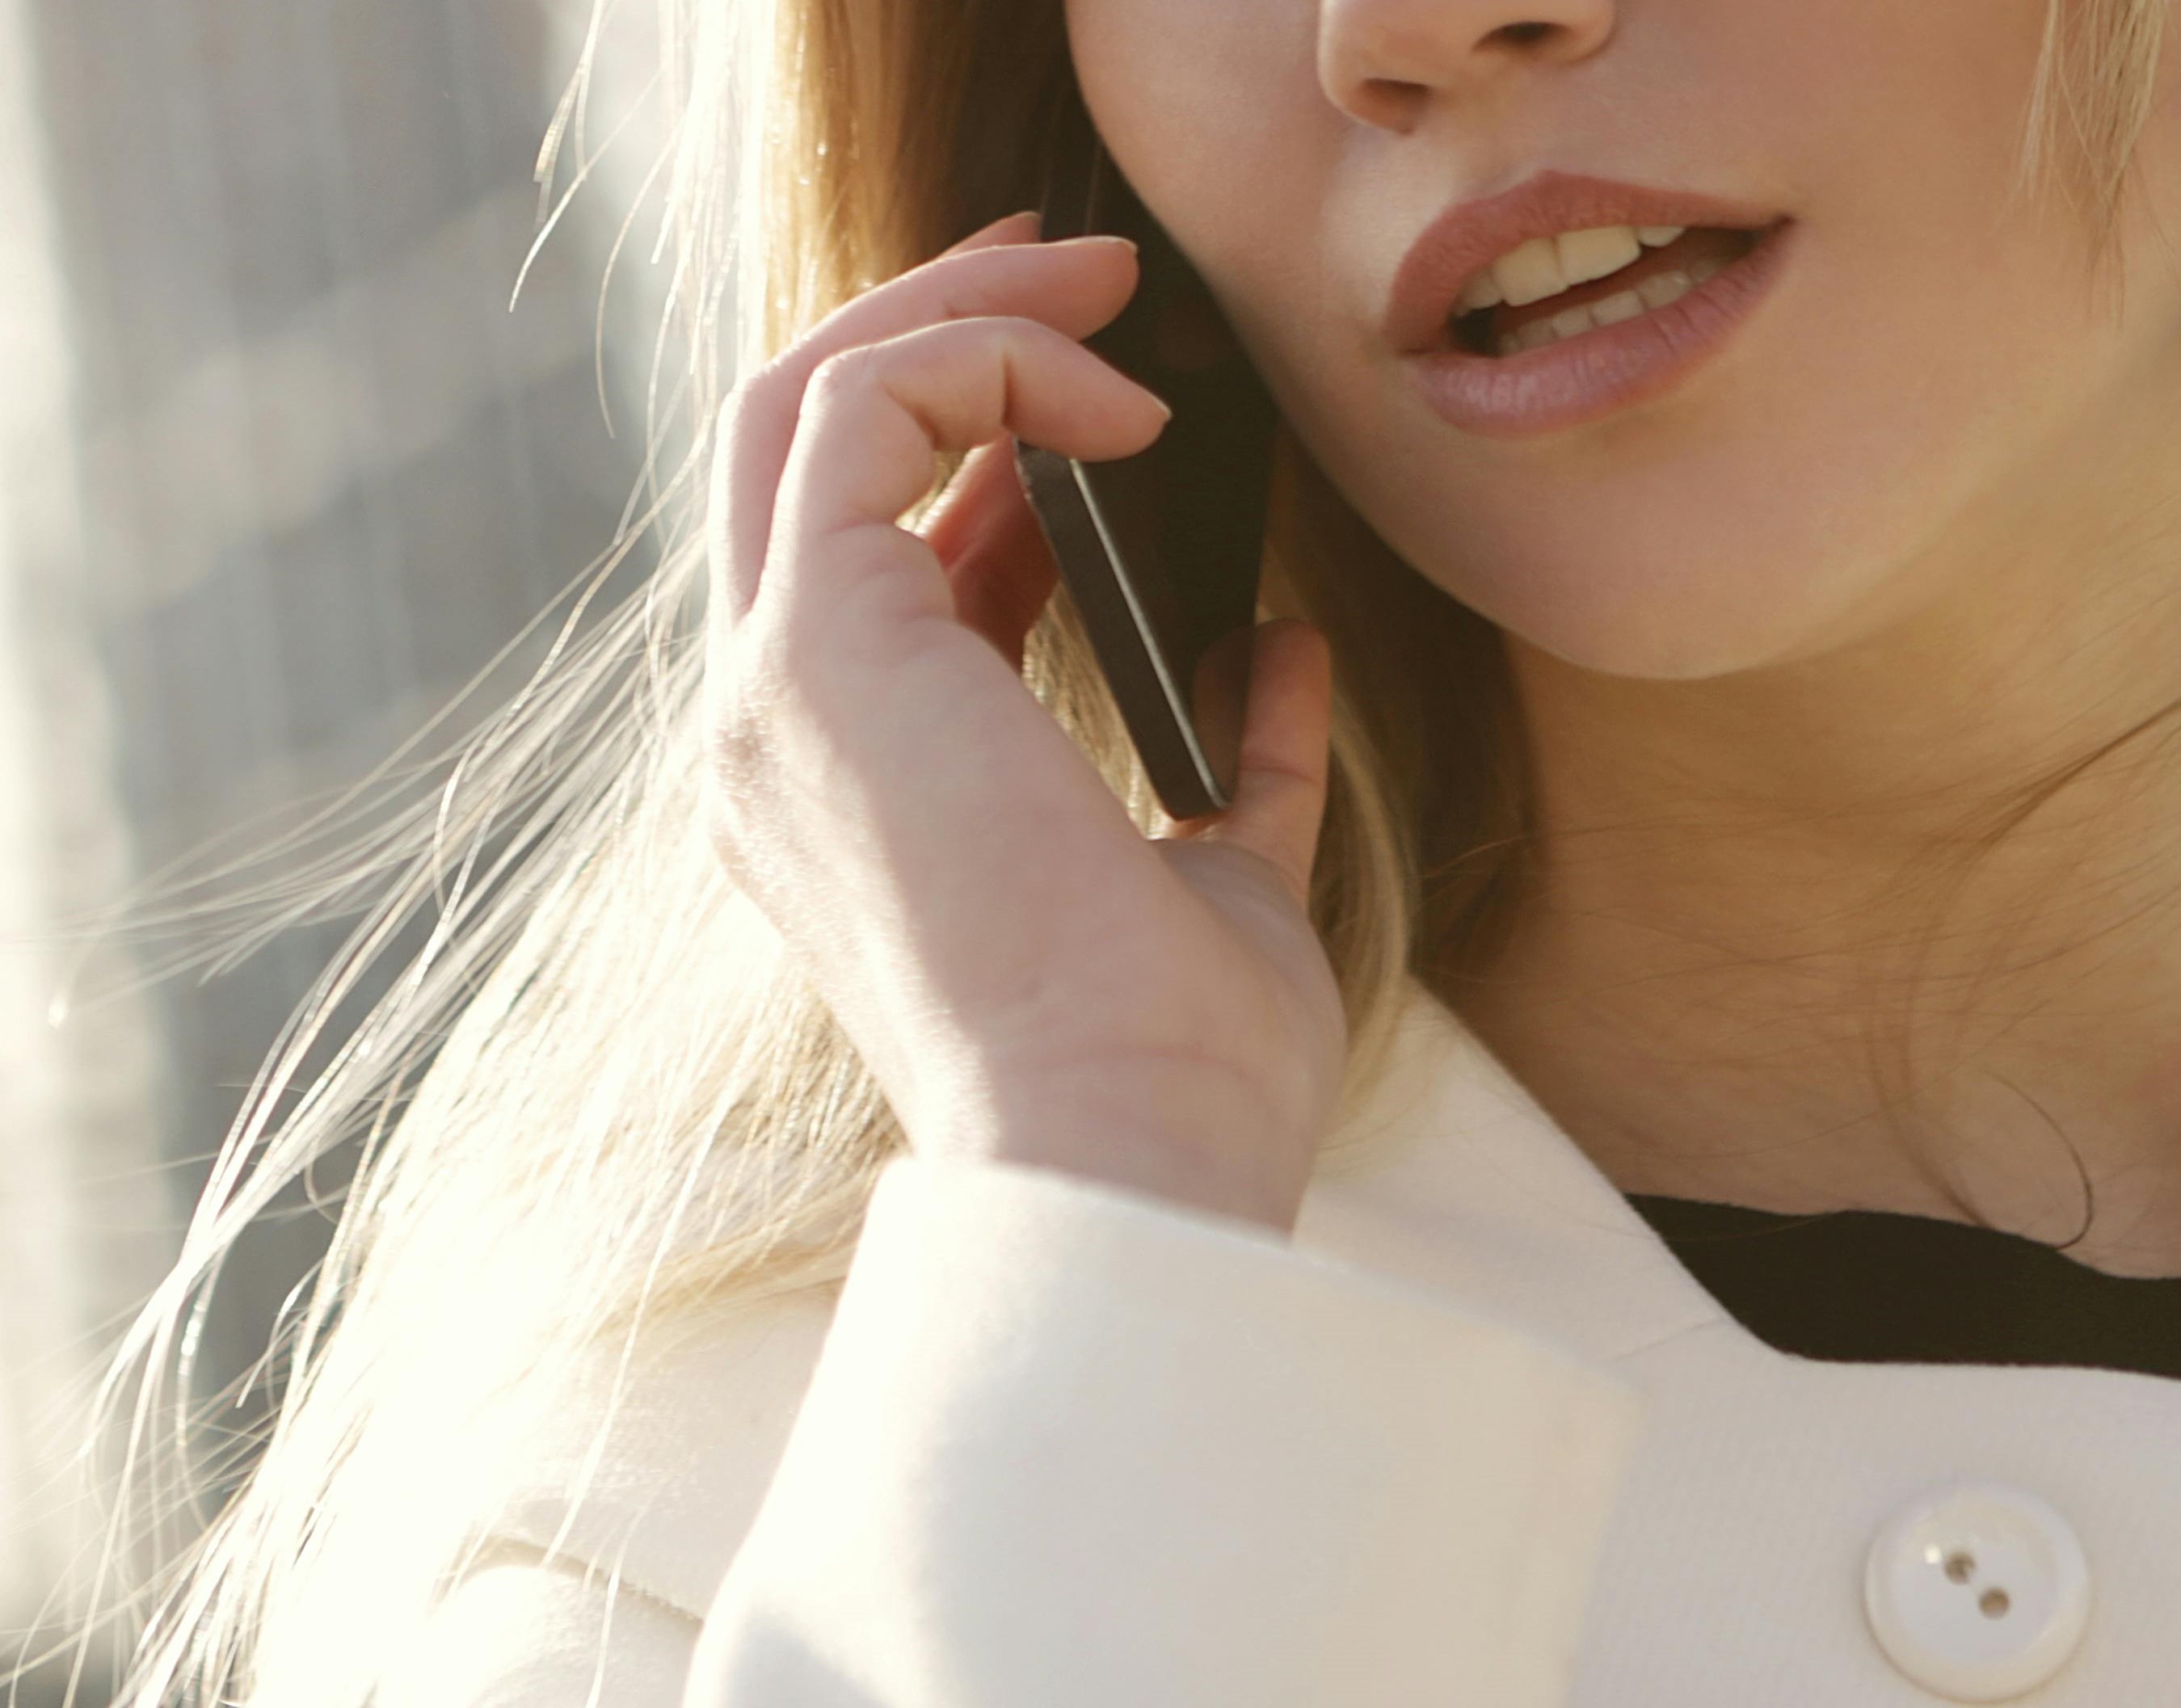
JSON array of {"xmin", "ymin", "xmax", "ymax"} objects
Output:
[
  {"xmin": 1455, "ymin": 268, "xmax": 1504, "ymax": 311},
  {"xmin": 1515, "ymin": 317, "xmax": 1560, "ymax": 352},
  {"xmin": 1555, "ymin": 225, "xmax": 1641, "ymax": 289},
  {"xmin": 1493, "ymin": 268, "xmax": 1699, "ymax": 356},
  {"xmin": 1463, "ymin": 222, "xmax": 1689, "ymax": 313},
  {"xmin": 1493, "ymin": 235, "xmax": 1566, "ymax": 307},
  {"xmin": 1588, "ymin": 286, "xmax": 1647, "ymax": 326}
]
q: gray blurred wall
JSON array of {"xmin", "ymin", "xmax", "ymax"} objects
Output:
[{"xmin": 0, "ymin": 2, "xmax": 677, "ymax": 1697}]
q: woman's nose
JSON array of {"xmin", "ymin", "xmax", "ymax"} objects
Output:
[{"xmin": 1318, "ymin": 0, "xmax": 1618, "ymax": 132}]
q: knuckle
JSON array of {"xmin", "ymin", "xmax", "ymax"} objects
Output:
[
  {"xmin": 730, "ymin": 353, "xmax": 796, "ymax": 423},
  {"xmin": 806, "ymin": 342, "xmax": 878, "ymax": 401}
]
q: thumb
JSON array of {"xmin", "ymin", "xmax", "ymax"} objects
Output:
[{"xmin": 1170, "ymin": 618, "xmax": 1335, "ymax": 911}]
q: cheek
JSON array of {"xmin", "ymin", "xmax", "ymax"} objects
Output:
[{"xmin": 1064, "ymin": 0, "xmax": 1321, "ymax": 226}]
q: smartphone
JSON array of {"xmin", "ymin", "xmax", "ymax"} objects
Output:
[{"xmin": 1012, "ymin": 66, "xmax": 1281, "ymax": 820}]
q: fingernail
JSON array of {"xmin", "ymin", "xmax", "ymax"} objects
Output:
[{"xmin": 1063, "ymin": 234, "xmax": 1138, "ymax": 254}]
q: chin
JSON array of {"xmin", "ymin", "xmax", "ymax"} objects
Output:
[{"xmin": 1442, "ymin": 545, "xmax": 1850, "ymax": 682}]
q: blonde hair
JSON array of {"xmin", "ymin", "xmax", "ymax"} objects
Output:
[{"xmin": 42, "ymin": 2, "xmax": 2163, "ymax": 1703}]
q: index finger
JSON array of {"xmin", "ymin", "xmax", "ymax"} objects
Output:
[{"xmin": 709, "ymin": 223, "xmax": 1140, "ymax": 629}]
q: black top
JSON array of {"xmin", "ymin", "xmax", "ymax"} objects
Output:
[{"xmin": 1623, "ymin": 1193, "xmax": 2181, "ymax": 1381}]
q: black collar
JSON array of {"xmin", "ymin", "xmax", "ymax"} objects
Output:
[{"xmin": 1625, "ymin": 1193, "xmax": 2181, "ymax": 1380}]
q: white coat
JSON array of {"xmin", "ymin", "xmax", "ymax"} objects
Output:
[{"xmin": 373, "ymin": 972, "xmax": 2181, "ymax": 1707}]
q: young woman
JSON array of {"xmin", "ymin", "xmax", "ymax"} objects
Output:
[{"xmin": 74, "ymin": 0, "xmax": 2181, "ymax": 1703}]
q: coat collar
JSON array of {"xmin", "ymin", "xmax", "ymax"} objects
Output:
[{"xmin": 1295, "ymin": 970, "xmax": 1733, "ymax": 1364}]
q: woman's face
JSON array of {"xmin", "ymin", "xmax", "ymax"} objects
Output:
[{"xmin": 1063, "ymin": 0, "xmax": 2181, "ymax": 679}]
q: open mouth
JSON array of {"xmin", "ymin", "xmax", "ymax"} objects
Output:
[{"xmin": 1446, "ymin": 221, "xmax": 1779, "ymax": 357}]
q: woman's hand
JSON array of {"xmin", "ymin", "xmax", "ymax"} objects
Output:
[{"xmin": 703, "ymin": 208, "xmax": 1344, "ymax": 1235}]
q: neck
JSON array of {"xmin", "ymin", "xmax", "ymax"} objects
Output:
[{"xmin": 1452, "ymin": 350, "xmax": 2181, "ymax": 1279}]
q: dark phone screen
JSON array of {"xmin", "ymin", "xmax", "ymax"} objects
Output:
[{"xmin": 1013, "ymin": 69, "xmax": 1279, "ymax": 818}]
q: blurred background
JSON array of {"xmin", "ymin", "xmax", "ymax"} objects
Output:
[{"xmin": 0, "ymin": 2, "xmax": 679, "ymax": 1699}]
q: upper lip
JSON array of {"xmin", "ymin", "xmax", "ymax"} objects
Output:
[{"xmin": 1384, "ymin": 166, "xmax": 1788, "ymax": 354}]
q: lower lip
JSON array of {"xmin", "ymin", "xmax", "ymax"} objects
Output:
[{"xmin": 1400, "ymin": 217, "xmax": 1798, "ymax": 440}]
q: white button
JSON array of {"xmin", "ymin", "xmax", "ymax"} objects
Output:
[{"xmin": 1863, "ymin": 1481, "xmax": 2091, "ymax": 1702}]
